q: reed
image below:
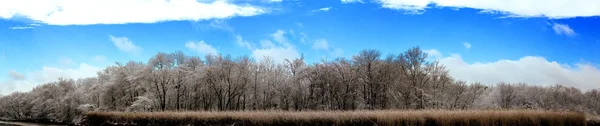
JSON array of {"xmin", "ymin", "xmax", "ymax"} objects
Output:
[{"xmin": 84, "ymin": 110, "xmax": 586, "ymax": 126}]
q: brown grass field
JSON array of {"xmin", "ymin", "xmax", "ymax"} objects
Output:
[
  {"xmin": 84, "ymin": 110, "xmax": 587, "ymax": 126},
  {"xmin": 589, "ymin": 115, "xmax": 600, "ymax": 126}
]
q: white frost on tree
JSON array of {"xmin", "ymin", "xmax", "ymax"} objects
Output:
[
  {"xmin": 126, "ymin": 96, "xmax": 156, "ymax": 112},
  {"xmin": 0, "ymin": 48, "xmax": 599, "ymax": 124}
]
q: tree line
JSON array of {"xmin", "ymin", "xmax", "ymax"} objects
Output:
[{"xmin": 0, "ymin": 46, "xmax": 599, "ymax": 124}]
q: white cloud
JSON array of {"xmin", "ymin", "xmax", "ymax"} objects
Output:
[
  {"xmin": 270, "ymin": 0, "xmax": 283, "ymax": 3},
  {"xmin": 0, "ymin": 0, "xmax": 267, "ymax": 25},
  {"xmin": 110, "ymin": 35, "xmax": 143, "ymax": 55},
  {"xmin": 8, "ymin": 23, "xmax": 40, "ymax": 30},
  {"xmin": 260, "ymin": 40, "xmax": 276, "ymax": 49},
  {"xmin": 341, "ymin": 0, "xmax": 363, "ymax": 3},
  {"xmin": 0, "ymin": 78, "xmax": 22, "ymax": 95},
  {"xmin": 312, "ymin": 39, "xmax": 329, "ymax": 50},
  {"xmin": 33, "ymin": 63, "xmax": 102, "ymax": 83},
  {"xmin": 193, "ymin": 19, "xmax": 233, "ymax": 32},
  {"xmin": 186, "ymin": 40, "xmax": 218, "ymax": 55},
  {"xmin": 9, "ymin": 26, "xmax": 34, "ymax": 30},
  {"xmin": 209, "ymin": 19, "xmax": 233, "ymax": 31},
  {"xmin": 424, "ymin": 49, "xmax": 442, "ymax": 59},
  {"xmin": 552, "ymin": 23, "xmax": 576, "ymax": 37},
  {"xmin": 367, "ymin": 0, "xmax": 600, "ymax": 18},
  {"xmin": 92, "ymin": 55, "xmax": 107, "ymax": 63},
  {"xmin": 463, "ymin": 42, "xmax": 472, "ymax": 49},
  {"xmin": 313, "ymin": 7, "xmax": 332, "ymax": 12},
  {"xmin": 253, "ymin": 47, "xmax": 300, "ymax": 64},
  {"xmin": 1, "ymin": 63, "xmax": 102, "ymax": 95},
  {"xmin": 312, "ymin": 38, "xmax": 345, "ymax": 57},
  {"xmin": 271, "ymin": 29, "xmax": 291, "ymax": 47},
  {"xmin": 439, "ymin": 54, "xmax": 600, "ymax": 90},
  {"xmin": 252, "ymin": 30, "xmax": 300, "ymax": 63},
  {"xmin": 236, "ymin": 35, "xmax": 253, "ymax": 49}
]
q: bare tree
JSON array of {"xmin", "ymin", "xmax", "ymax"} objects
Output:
[
  {"xmin": 353, "ymin": 49, "xmax": 382, "ymax": 109},
  {"xmin": 147, "ymin": 52, "xmax": 175, "ymax": 111},
  {"xmin": 397, "ymin": 46, "xmax": 430, "ymax": 109},
  {"xmin": 497, "ymin": 83, "xmax": 516, "ymax": 109},
  {"xmin": 2, "ymin": 47, "xmax": 600, "ymax": 124}
]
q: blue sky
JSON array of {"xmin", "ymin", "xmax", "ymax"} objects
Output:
[{"xmin": 1, "ymin": 0, "xmax": 600, "ymax": 94}]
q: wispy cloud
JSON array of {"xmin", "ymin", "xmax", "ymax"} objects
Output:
[
  {"xmin": 9, "ymin": 26, "xmax": 34, "ymax": 30},
  {"xmin": 424, "ymin": 49, "xmax": 442, "ymax": 59},
  {"xmin": 552, "ymin": 23, "xmax": 576, "ymax": 37},
  {"xmin": 209, "ymin": 19, "xmax": 233, "ymax": 31},
  {"xmin": 312, "ymin": 39, "xmax": 330, "ymax": 50},
  {"xmin": 332, "ymin": 48, "xmax": 344, "ymax": 57},
  {"xmin": 236, "ymin": 35, "xmax": 253, "ymax": 49},
  {"xmin": 348, "ymin": 0, "xmax": 600, "ymax": 18},
  {"xmin": 110, "ymin": 35, "xmax": 143, "ymax": 55},
  {"xmin": 271, "ymin": 29, "xmax": 292, "ymax": 47},
  {"xmin": 295, "ymin": 22, "xmax": 304, "ymax": 28},
  {"xmin": 312, "ymin": 7, "xmax": 332, "ymax": 12},
  {"xmin": 299, "ymin": 32, "xmax": 308, "ymax": 43},
  {"xmin": 252, "ymin": 29, "xmax": 300, "ymax": 63},
  {"xmin": 341, "ymin": 0, "xmax": 363, "ymax": 3},
  {"xmin": 0, "ymin": 0, "xmax": 267, "ymax": 25},
  {"xmin": 8, "ymin": 23, "xmax": 40, "ymax": 30},
  {"xmin": 186, "ymin": 41, "xmax": 218, "ymax": 55},
  {"xmin": 463, "ymin": 42, "xmax": 472, "ymax": 49},
  {"xmin": 312, "ymin": 38, "xmax": 344, "ymax": 57}
]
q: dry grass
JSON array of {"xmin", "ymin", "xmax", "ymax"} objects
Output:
[
  {"xmin": 589, "ymin": 115, "xmax": 600, "ymax": 126},
  {"xmin": 84, "ymin": 110, "xmax": 586, "ymax": 126}
]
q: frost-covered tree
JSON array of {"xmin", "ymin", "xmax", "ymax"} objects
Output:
[
  {"xmin": 147, "ymin": 52, "xmax": 175, "ymax": 111},
  {"xmin": 352, "ymin": 49, "xmax": 382, "ymax": 109},
  {"xmin": 126, "ymin": 96, "xmax": 155, "ymax": 112},
  {"xmin": 1, "ymin": 47, "xmax": 600, "ymax": 125}
]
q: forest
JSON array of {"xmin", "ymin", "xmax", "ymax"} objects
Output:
[{"xmin": 0, "ymin": 46, "xmax": 599, "ymax": 124}]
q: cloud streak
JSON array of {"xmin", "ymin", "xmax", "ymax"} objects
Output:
[
  {"xmin": 341, "ymin": 0, "xmax": 363, "ymax": 3},
  {"xmin": 9, "ymin": 26, "xmax": 34, "ymax": 30},
  {"xmin": 186, "ymin": 41, "xmax": 218, "ymax": 55},
  {"xmin": 346, "ymin": 0, "xmax": 600, "ymax": 18},
  {"xmin": 0, "ymin": 0, "xmax": 267, "ymax": 25},
  {"xmin": 110, "ymin": 35, "xmax": 143, "ymax": 55},
  {"xmin": 552, "ymin": 23, "xmax": 576, "ymax": 37},
  {"xmin": 312, "ymin": 7, "xmax": 332, "ymax": 12}
]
